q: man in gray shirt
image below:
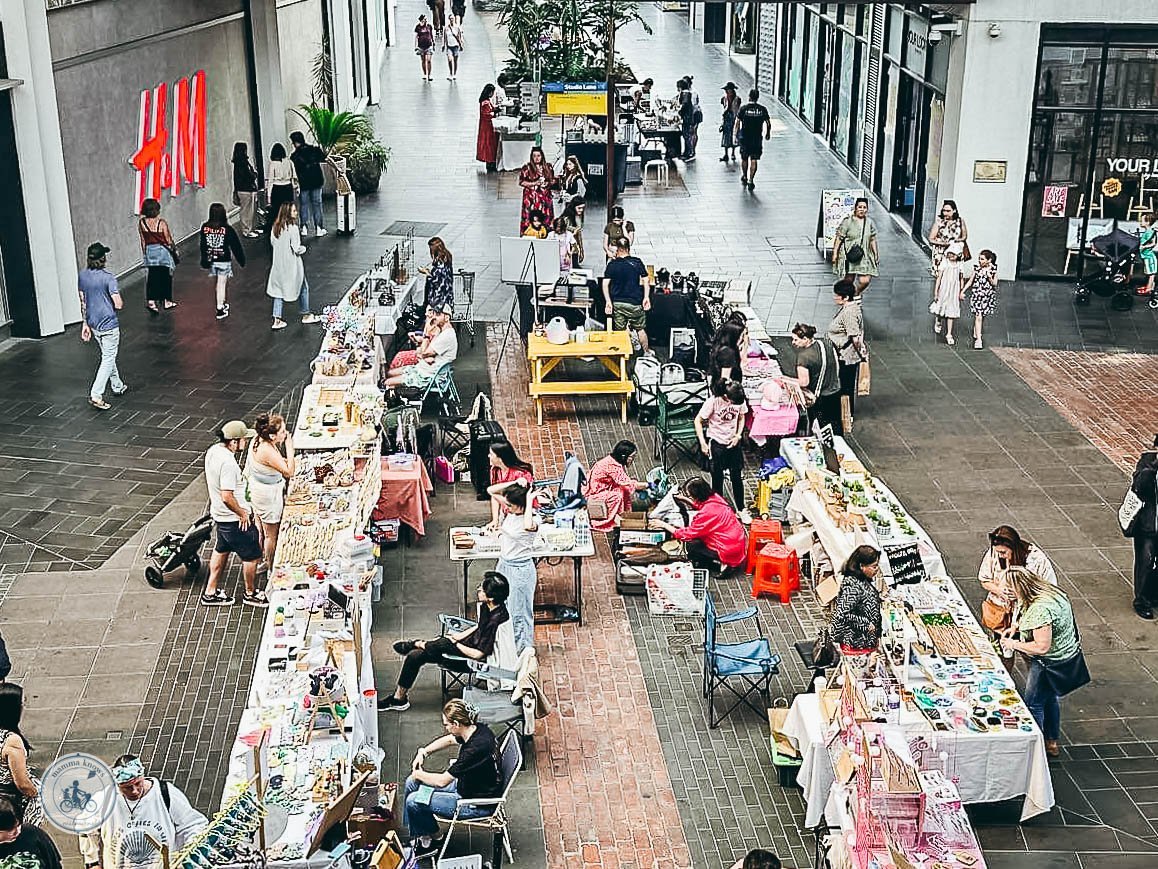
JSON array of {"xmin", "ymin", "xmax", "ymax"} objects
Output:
[{"xmin": 78, "ymin": 242, "xmax": 126, "ymax": 410}]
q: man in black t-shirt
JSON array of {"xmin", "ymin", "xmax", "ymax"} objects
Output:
[
  {"xmin": 0, "ymin": 799, "xmax": 61, "ymax": 869},
  {"xmin": 289, "ymin": 131, "xmax": 327, "ymax": 237},
  {"xmin": 602, "ymin": 238, "xmax": 652, "ymax": 355},
  {"xmin": 733, "ymin": 88, "xmax": 771, "ymax": 191}
]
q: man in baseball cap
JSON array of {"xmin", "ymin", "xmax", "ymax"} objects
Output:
[
  {"xmin": 79, "ymin": 242, "xmax": 125, "ymax": 410},
  {"xmin": 202, "ymin": 420, "xmax": 266, "ymax": 608}
]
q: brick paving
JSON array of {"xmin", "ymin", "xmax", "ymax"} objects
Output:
[
  {"xmin": 994, "ymin": 349, "xmax": 1158, "ymax": 474},
  {"xmin": 485, "ymin": 325, "xmax": 692, "ymax": 868}
]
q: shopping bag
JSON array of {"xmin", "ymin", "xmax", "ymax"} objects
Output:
[
  {"xmin": 1119, "ymin": 488, "xmax": 1144, "ymax": 536},
  {"xmin": 840, "ymin": 395, "xmax": 853, "ymax": 434},
  {"xmin": 768, "ymin": 704, "xmax": 800, "ymax": 759},
  {"xmin": 857, "ymin": 359, "xmax": 872, "ymax": 396},
  {"xmin": 434, "ymin": 455, "xmax": 455, "ymax": 484}
]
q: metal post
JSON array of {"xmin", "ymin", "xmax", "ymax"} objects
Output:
[{"xmin": 605, "ymin": 0, "xmax": 616, "ymax": 206}]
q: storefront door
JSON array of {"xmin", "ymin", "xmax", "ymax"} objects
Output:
[
  {"xmin": 890, "ymin": 73, "xmax": 929, "ymax": 228},
  {"xmin": 730, "ymin": 2, "xmax": 756, "ymax": 55},
  {"xmin": 704, "ymin": 2, "xmax": 726, "ymax": 44}
]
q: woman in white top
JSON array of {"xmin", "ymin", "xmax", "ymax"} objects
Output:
[
  {"xmin": 247, "ymin": 412, "xmax": 296, "ymax": 572},
  {"xmin": 265, "ymin": 143, "xmax": 297, "ymax": 231},
  {"xmin": 487, "ymin": 479, "xmax": 539, "ymax": 653},
  {"xmin": 266, "ymin": 203, "xmax": 321, "ymax": 330},
  {"xmin": 978, "ymin": 524, "xmax": 1056, "ymax": 635},
  {"xmin": 443, "ymin": 17, "xmax": 465, "ymax": 80}
]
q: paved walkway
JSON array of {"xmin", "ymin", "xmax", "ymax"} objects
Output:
[{"xmin": 3, "ymin": 3, "xmax": 1158, "ymax": 869}]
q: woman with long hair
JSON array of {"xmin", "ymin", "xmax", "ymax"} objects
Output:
[
  {"xmin": 830, "ymin": 545, "xmax": 883, "ymax": 674},
  {"xmin": 585, "ymin": 439, "xmax": 649, "ymax": 533},
  {"xmin": 927, "ymin": 199, "xmax": 969, "ymax": 274},
  {"xmin": 978, "ymin": 524, "xmax": 1056, "ymax": 636},
  {"xmin": 231, "ymin": 142, "xmax": 261, "ymax": 237},
  {"xmin": 558, "ymin": 155, "xmax": 588, "ymax": 201},
  {"xmin": 421, "ymin": 237, "xmax": 455, "ymax": 314},
  {"xmin": 247, "ymin": 412, "xmax": 296, "ymax": 573},
  {"xmin": 561, "ymin": 196, "xmax": 586, "ymax": 266},
  {"xmin": 486, "ymin": 441, "xmax": 533, "ymax": 511},
  {"xmin": 488, "ymin": 481, "xmax": 540, "ymax": 653},
  {"xmin": 720, "ymin": 82, "xmax": 742, "ymax": 162},
  {"xmin": 138, "ymin": 198, "xmax": 178, "ymax": 313},
  {"xmin": 199, "ymin": 202, "xmax": 246, "ymax": 320},
  {"xmin": 476, "ymin": 84, "xmax": 499, "ymax": 172},
  {"xmin": 518, "ymin": 146, "xmax": 555, "ymax": 234},
  {"xmin": 266, "ymin": 202, "xmax": 320, "ymax": 330},
  {"xmin": 265, "ymin": 143, "xmax": 297, "ymax": 234},
  {"xmin": 708, "ymin": 322, "xmax": 746, "ymax": 384},
  {"xmin": 1000, "ymin": 567, "xmax": 1083, "ymax": 757},
  {"xmin": 0, "ymin": 684, "xmax": 36, "ymax": 815}
]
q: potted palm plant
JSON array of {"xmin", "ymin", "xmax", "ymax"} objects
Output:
[{"xmin": 345, "ymin": 138, "xmax": 391, "ymax": 194}]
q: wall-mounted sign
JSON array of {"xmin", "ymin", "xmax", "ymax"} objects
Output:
[
  {"xmin": 129, "ymin": 69, "xmax": 207, "ymax": 213},
  {"xmin": 1107, "ymin": 157, "xmax": 1157, "ymax": 175},
  {"xmin": 972, "ymin": 160, "xmax": 1006, "ymax": 184},
  {"xmin": 543, "ymin": 81, "xmax": 608, "ymax": 116},
  {"xmin": 1042, "ymin": 185, "xmax": 1068, "ymax": 218},
  {"xmin": 815, "ymin": 188, "xmax": 865, "ymax": 253}
]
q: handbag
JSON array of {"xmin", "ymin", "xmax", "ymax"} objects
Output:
[
  {"xmin": 1039, "ymin": 646, "xmax": 1091, "ymax": 697},
  {"xmin": 1119, "ymin": 488, "xmax": 1144, "ymax": 537},
  {"xmin": 856, "ymin": 358, "xmax": 872, "ymax": 397},
  {"xmin": 845, "ymin": 218, "xmax": 868, "ymax": 265},
  {"xmin": 981, "ymin": 597, "xmax": 1011, "ymax": 632},
  {"xmin": 811, "ymin": 626, "xmax": 838, "ymax": 668},
  {"xmin": 961, "ymin": 239, "xmax": 972, "ymax": 261}
]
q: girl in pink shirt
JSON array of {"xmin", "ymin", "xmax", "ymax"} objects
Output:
[{"xmin": 695, "ymin": 379, "xmax": 748, "ymax": 511}]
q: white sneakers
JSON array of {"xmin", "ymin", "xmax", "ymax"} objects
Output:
[
  {"xmin": 302, "ymin": 313, "xmax": 321, "ymax": 324},
  {"xmin": 314, "ymin": 228, "xmax": 328, "ymax": 237}
]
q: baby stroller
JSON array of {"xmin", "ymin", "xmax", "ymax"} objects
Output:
[
  {"xmin": 1074, "ymin": 224, "xmax": 1139, "ymax": 311},
  {"xmin": 144, "ymin": 514, "xmax": 213, "ymax": 588}
]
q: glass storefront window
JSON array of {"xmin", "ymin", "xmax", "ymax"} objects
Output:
[
  {"xmin": 731, "ymin": 1, "xmax": 757, "ymax": 54},
  {"xmin": 1020, "ymin": 111, "xmax": 1094, "ymax": 276},
  {"xmin": 788, "ymin": 5, "xmax": 805, "ymax": 113},
  {"xmin": 1102, "ymin": 47, "xmax": 1158, "ymax": 109},
  {"xmin": 835, "ymin": 31, "xmax": 854, "ymax": 159},
  {"xmin": 1037, "ymin": 44, "xmax": 1100, "ymax": 107},
  {"xmin": 886, "ymin": 5, "xmax": 904, "ymax": 59},
  {"xmin": 929, "ymin": 35, "xmax": 950, "ymax": 91},
  {"xmin": 804, "ymin": 11, "xmax": 819, "ymax": 128}
]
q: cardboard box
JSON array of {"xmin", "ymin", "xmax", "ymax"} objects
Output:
[{"xmin": 620, "ymin": 511, "xmax": 649, "ymax": 531}]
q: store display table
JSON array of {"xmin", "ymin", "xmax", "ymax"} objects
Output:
[
  {"xmin": 527, "ymin": 331, "xmax": 634, "ymax": 424},
  {"xmin": 448, "ymin": 513, "xmax": 595, "ymax": 624},
  {"xmin": 373, "ymin": 456, "xmax": 434, "ymax": 537}
]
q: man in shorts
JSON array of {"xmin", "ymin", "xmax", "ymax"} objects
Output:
[
  {"xmin": 202, "ymin": 420, "xmax": 267, "ymax": 608},
  {"xmin": 602, "ymin": 237, "xmax": 652, "ymax": 355},
  {"xmin": 734, "ymin": 88, "xmax": 771, "ymax": 191}
]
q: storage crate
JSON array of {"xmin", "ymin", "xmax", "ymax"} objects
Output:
[{"xmin": 646, "ymin": 563, "xmax": 708, "ymax": 615}]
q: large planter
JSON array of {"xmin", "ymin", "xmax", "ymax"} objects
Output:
[{"xmin": 347, "ymin": 158, "xmax": 383, "ymax": 195}]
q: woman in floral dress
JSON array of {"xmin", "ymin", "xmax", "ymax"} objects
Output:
[
  {"xmin": 927, "ymin": 200, "xmax": 969, "ymax": 274},
  {"xmin": 518, "ymin": 147, "xmax": 555, "ymax": 235},
  {"xmin": 966, "ymin": 249, "xmax": 999, "ymax": 350}
]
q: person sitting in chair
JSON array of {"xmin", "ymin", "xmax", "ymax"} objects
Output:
[
  {"xmin": 378, "ymin": 572, "xmax": 510, "ymax": 712},
  {"xmin": 651, "ymin": 476, "xmax": 746, "ymax": 574},
  {"xmin": 383, "ymin": 306, "xmax": 458, "ymax": 391}
]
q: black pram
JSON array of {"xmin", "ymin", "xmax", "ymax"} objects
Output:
[{"xmin": 1074, "ymin": 224, "xmax": 1140, "ymax": 311}]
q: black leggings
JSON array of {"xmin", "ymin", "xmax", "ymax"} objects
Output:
[
  {"xmin": 838, "ymin": 362, "xmax": 860, "ymax": 416},
  {"xmin": 686, "ymin": 538, "xmax": 723, "ymax": 570},
  {"xmin": 709, "ymin": 440, "xmax": 744, "ymax": 510},
  {"xmin": 811, "ymin": 392, "xmax": 843, "ymax": 436},
  {"xmin": 397, "ymin": 636, "xmax": 469, "ymax": 690}
]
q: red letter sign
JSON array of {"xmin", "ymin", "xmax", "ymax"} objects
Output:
[
  {"xmin": 129, "ymin": 70, "xmax": 207, "ymax": 213},
  {"xmin": 171, "ymin": 69, "xmax": 207, "ymax": 197},
  {"xmin": 129, "ymin": 81, "xmax": 169, "ymax": 212}
]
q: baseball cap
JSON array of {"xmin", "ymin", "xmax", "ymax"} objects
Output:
[
  {"xmin": 87, "ymin": 242, "xmax": 111, "ymax": 260},
  {"xmin": 220, "ymin": 420, "xmax": 257, "ymax": 440},
  {"xmin": 430, "ymin": 303, "xmax": 452, "ymax": 316}
]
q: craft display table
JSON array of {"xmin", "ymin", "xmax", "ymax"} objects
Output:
[
  {"xmin": 448, "ymin": 511, "xmax": 596, "ymax": 625},
  {"xmin": 373, "ymin": 456, "xmax": 434, "ymax": 537},
  {"xmin": 527, "ymin": 331, "xmax": 634, "ymax": 424}
]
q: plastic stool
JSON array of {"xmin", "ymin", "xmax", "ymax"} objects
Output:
[
  {"xmin": 745, "ymin": 519, "xmax": 784, "ymax": 574},
  {"xmin": 751, "ymin": 543, "xmax": 801, "ymax": 603},
  {"xmin": 644, "ymin": 159, "xmax": 669, "ymax": 187}
]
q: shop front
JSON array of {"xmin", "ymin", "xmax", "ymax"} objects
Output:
[{"xmin": 1018, "ymin": 25, "xmax": 1158, "ymax": 279}]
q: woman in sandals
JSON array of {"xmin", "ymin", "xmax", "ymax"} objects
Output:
[
  {"xmin": 247, "ymin": 413, "xmax": 296, "ymax": 574},
  {"xmin": 138, "ymin": 198, "xmax": 179, "ymax": 314}
]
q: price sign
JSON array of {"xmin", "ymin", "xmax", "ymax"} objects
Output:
[{"xmin": 884, "ymin": 542, "xmax": 926, "ymax": 586}]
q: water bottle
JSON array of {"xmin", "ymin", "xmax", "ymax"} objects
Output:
[{"xmin": 888, "ymin": 688, "xmax": 901, "ymax": 723}]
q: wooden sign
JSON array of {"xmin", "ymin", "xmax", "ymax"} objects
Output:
[{"xmin": 884, "ymin": 542, "xmax": 926, "ymax": 586}]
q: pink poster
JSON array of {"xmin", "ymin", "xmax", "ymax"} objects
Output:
[{"xmin": 1042, "ymin": 185, "xmax": 1068, "ymax": 218}]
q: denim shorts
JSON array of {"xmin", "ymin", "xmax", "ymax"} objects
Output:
[
  {"xmin": 210, "ymin": 262, "xmax": 234, "ymax": 278},
  {"xmin": 214, "ymin": 520, "xmax": 262, "ymax": 561}
]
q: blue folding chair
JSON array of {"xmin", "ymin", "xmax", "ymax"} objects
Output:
[
  {"xmin": 405, "ymin": 362, "xmax": 461, "ymax": 414},
  {"xmin": 702, "ymin": 591, "xmax": 780, "ymax": 728}
]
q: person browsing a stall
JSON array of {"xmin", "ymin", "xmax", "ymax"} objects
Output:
[
  {"xmin": 202, "ymin": 420, "xmax": 267, "ymax": 608},
  {"xmin": 79, "ymin": 755, "xmax": 207, "ymax": 869},
  {"xmin": 651, "ymin": 476, "xmax": 746, "ymax": 575},
  {"xmin": 379, "ymin": 572, "xmax": 510, "ymax": 712},
  {"xmin": 602, "ymin": 237, "xmax": 652, "ymax": 355},
  {"xmin": 977, "ymin": 525, "xmax": 1057, "ymax": 634},
  {"xmin": 486, "ymin": 441, "xmax": 534, "ymax": 520},
  {"xmin": 0, "ymin": 797, "xmax": 61, "ymax": 869},
  {"xmin": 402, "ymin": 699, "xmax": 504, "ymax": 859},
  {"xmin": 829, "ymin": 545, "xmax": 883, "ymax": 674},
  {"xmin": 487, "ymin": 481, "xmax": 540, "ymax": 654}
]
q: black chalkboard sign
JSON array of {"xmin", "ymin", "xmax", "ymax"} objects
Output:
[{"xmin": 885, "ymin": 542, "xmax": 927, "ymax": 586}]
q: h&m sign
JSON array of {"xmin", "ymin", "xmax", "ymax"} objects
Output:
[{"xmin": 128, "ymin": 69, "xmax": 207, "ymax": 213}]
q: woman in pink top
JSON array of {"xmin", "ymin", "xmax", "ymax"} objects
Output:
[
  {"xmin": 585, "ymin": 439, "xmax": 649, "ymax": 532},
  {"xmin": 486, "ymin": 441, "xmax": 534, "ymax": 518},
  {"xmin": 652, "ymin": 477, "xmax": 747, "ymax": 573},
  {"xmin": 695, "ymin": 379, "xmax": 748, "ymax": 512}
]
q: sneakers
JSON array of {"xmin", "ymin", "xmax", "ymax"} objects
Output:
[
  {"xmin": 201, "ymin": 590, "xmax": 234, "ymax": 607},
  {"xmin": 243, "ymin": 589, "xmax": 270, "ymax": 608},
  {"xmin": 973, "ymin": 338, "xmax": 983, "ymax": 350},
  {"xmin": 315, "ymin": 228, "xmax": 328, "ymax": 237},
  {"xmin": 377, "ymin": 695, "xmax": 411, "ymax": 712},
  {"xmin": 216, "ymin": 307, "xmax": 229, "ymax": 320},
  {"xmin": 393, "ymin": 640, "xmax": 418, "ymax": 655},
  {"xmin": 738, "ymin": 509, "xmax": 753, "ymax": 525},
  {"xmin": 111, "ymin": 384, "xmax": 129, "ymax": 396},
  {"xmin": 271, "ymin": 319, "xmax": 288, "ymax": 330},
  {"xmin": 301, "ymin": 313, "xmax": 321, "ymax": 324},
  {"xmin": 89, "ymin": 397, "xmax": 111, "ymax": 411}
]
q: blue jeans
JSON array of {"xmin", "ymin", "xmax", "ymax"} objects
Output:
[
  {"xmin": 497, "ymin": 557, "xmax": 537, "ymax": 653},
  {"xmin": 272, "ymin": 279, "xmax": 311, "ymax": 319},
  {"xmin": 402, "ymin": 776, "xmax": 493, "ymax": 839},
  {"xmin": 299, "ymin": 187, "xmax": 324, "ymax": 231},
  {"xmin": 1024, "ymin": 658, "xmax": 1061, "ymax": 740},
  {"xmin": 90, "ymin": 327, "xmax": 125, "ymax": 401}
]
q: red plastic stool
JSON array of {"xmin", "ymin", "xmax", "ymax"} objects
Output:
[
  {"xmin": 745, "ymin": 519, "xmax": 784, "ymax": 574},
  {"xmin": 751, "ymin": 543, "xmax": 801, "ymax": 603}
]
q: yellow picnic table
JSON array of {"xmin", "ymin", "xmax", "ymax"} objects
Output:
[{"xmin": 526, "ymin": 331, "xmax": 635, "ymax": 425}]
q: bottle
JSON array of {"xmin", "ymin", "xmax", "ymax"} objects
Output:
[{"xmin": 888, "ymin": 688, "xmax": 901, "ymax": 723}]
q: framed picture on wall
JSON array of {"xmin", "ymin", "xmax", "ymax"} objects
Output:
[{"xmin": 973, "ymin": 160, "xmax": 1008, "ymax": 183}]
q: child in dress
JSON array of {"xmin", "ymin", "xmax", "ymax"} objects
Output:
[
  {"xmin": 965, "ymin": 249, "xmax": 999, "ymax": 350},
  {"xmin": 1139, "ymin": 212, "xmax": 1157, "ymax": 297},
  {"xmin": 931, "ymin": 241, "xmax": 966, "ymax": 346}
]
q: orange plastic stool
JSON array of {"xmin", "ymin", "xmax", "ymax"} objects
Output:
[
  {"xmin": 751, "ymin": 543, "xmax": 801, "ymax": 603},
  {"xmin": 745, "ymin": 519, "xmax": 784, "ymax": 574}
]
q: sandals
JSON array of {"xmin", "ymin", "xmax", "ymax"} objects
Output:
[
  {"xmin": 200, "ymin": 590, "xmax": 234, "ymax": 607},
  {"xmin": 89, "ymin": 397, "xmax": 111, "ymax": 411},
  {"xmin": 163, "ymin": 301, "xmax": 179, "ymax": 309}
]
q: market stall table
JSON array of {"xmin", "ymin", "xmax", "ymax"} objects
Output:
[
  {"xmin": 448, "ymin": 512, "xmax": 595, "ymax": 624},
  {"xmin": 527, "ymin": 331, "xmax": 634, "ymax": 424},
  {"xmin": 372, "ymin": 455, "xmax": 434, "ymax": 537}
]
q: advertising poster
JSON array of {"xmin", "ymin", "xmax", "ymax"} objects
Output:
[
  {"xmin": 817, "ymin": 188, "xmax": 866, "ymax": 253},
  {"xmin": 1042, "ymin": 185, "xmax": 1068, "ymax": 217}
]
